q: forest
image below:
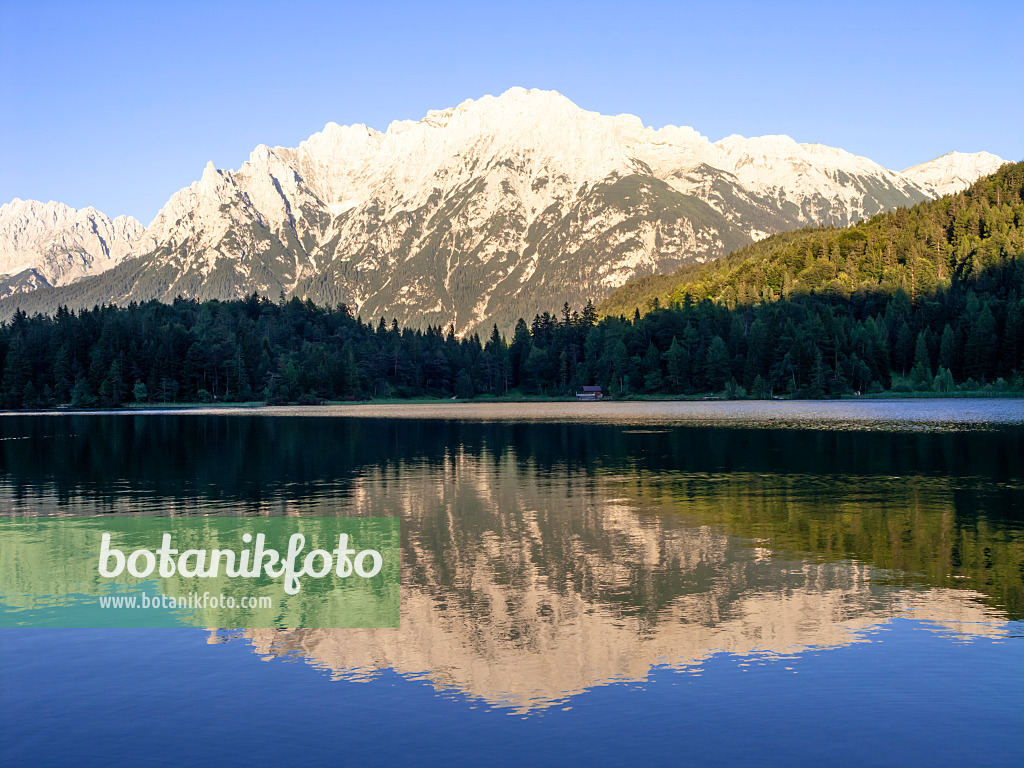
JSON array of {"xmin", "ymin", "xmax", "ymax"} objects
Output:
[
  {"xmin": 0, "ymin": 163, "xmax": 1021, "ymax": 407},
  {"xmin": 600, "ymin": 161, "xmax": 1024, "ymax": 316}
]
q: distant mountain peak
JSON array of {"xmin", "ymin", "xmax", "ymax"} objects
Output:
[
  {"xmin": 0, "ymin": 91, "xmax": 1006, "ymax": 328},
  {"xmin": 901, "ymin": 151, "xmax": 1006, "ymax": 197},
  {"xmin": 0, "ymin": 199, "xmax": 144, "ymax": 289}
]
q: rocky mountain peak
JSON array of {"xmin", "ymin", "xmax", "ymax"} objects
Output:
[
  {"xmin": 901, "ymin": 151, "xmax": 1007, "ymax": 197},
  {"xmin": 0, "ymin": 199, "xmax": 144, "ymax": 289},
  {"xmin": 0, "ymin": 91, "xmax": 1007, "ymax": 330}
]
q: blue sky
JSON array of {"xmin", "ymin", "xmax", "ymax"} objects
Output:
[{"xmin": 2, "ymin": 0, "xmax": 1021, "ymax": 223}]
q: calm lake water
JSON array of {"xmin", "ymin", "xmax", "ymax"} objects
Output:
[{"xmin": 2, "ymin": 399, "xmax": 1023, "ymax": 766}]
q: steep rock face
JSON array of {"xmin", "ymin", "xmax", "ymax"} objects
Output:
[
  {"xmin": 901, "ymin": 151, "xmax": 1007, "ymax": 198},
  {"xmin": 0, "ymin": 269, "xmax": 50, "ymax": 301},
  {"xmin": 124, "ymin": 153, "xmax": 330, "ymax": 303},
  {"xmin": 0, "ymin": 199, "xmax": 143, "ymax": 287},
  {"xmin": 0, "ymin": 90, "xmax": 1004, "ymax": 329}
]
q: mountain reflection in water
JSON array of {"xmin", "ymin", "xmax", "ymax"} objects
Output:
[
  {"xmin": 1, "ymin": 404, "xmax": 1022, "ymax": 713},
  {"xmin": 226, "ymin": 451, "xmax": 1015, "ymax": 712}
]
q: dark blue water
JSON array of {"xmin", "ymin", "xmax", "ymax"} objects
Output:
[
  {"xmin": 3, "ymin": 622, "xmax": 1022, "ymax": 767},
  {"xmin": 1, "ymin": 401, "xmax": 1023, "ymax": 766}
]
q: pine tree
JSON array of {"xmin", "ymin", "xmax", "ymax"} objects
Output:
[
  {"xmin": 665, "ymin": 337, "xmax": 687, "ymax": 392},
  {"xmin": 911, "ymin": 331, "xmax": 933, "ymax": 390},
  {"xmin": 642, "ymin": 341, "xmax": 662, "ymax": 391},
  {"xmin": 342, "ymin": 347, "xmax": 360, "ymax": 396},
  {"xmin": 454, "ymin": 370, "xmax": 474, "ymax": 399},
  {"xmin": 704, "ymin": 336, "xmax": 730, "ymax": 392},
  {"xmin": 966, "ymin": 302, "xmax": 998, "ymax": 381},
  {"xmin": 99, "ymin": 360, "xmax": 126, "ymax": 406},
  {"xmin": 2, "ymin": 336, "xmax": 31, "ymax": 408},
  {"xmin": 582, "ymin": 300, "xmax": 598, "ymax": 327},
  {"xmin": 938, "ymin": 324, "xmax": 957, "ymax": 374}
]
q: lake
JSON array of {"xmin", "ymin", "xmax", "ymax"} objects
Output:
[{"xmin": 1, "ymin": 399, "xmax": 1023, "ymax": 766}]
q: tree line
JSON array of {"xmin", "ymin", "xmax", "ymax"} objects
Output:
[
  {"xmin": 0, "ymin": 264, "xmax": 1020, "ymax": 409},
  {"xmin": 0, "ymin": 162, "xmax": 1021, "ymax": 407}
]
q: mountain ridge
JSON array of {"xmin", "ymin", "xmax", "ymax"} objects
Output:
[
  {"xmin": 0, "ymin": 88, "xmax": 1006, "ymax": 330},
  {"xmin": 0, "ymin": 199, "xmax": 144, "ymax": 298},
  {"xmin": 901, "ymin": 151, "xmax": 1007, "ymax": 198}
]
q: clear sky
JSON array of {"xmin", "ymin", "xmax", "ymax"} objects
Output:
[{"xmin": 2, "ymin": 0, "xmax": 1022, "ymax": 223}]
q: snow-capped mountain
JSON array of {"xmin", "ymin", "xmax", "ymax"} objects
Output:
[
  {"xmin": 0, "ymin": 199, "xmax": 144, "ymax": 299},
  {"xmin": 0, "ymin": 89, "xmax": 1006, "ymax": 330},
  {"xmin": 900, "ymin": 151, "xmax": 1007, "ymax": 198}
]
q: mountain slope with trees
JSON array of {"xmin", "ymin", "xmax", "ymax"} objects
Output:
[
  {"xmin": 0, "ymin": 163, "xmax": 1021, "ymax": 408},
  {"xmin": 601, "ymin": 161, "xmax": 1023, "ymax": 317}
]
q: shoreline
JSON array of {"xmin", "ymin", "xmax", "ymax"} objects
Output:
[{"xmin": 3, "ymin": 391, "xmax": 1024, "ymax": 415}]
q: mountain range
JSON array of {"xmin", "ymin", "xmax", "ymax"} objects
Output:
[
  {"xmin": 0, "ymin": 88, "xmax": 1005, "ymax": 331},
  {"xmin": 0, "ymin": 199, "xmax": 143, "ymax": 300}
]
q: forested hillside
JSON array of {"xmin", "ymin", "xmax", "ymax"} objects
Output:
[
  {"xmin": 601, "ymin": 161, "xmax": 1023, "ymax": 315},
  {"xmin": 0, "ymin": 164, "xmax": 1021, "ymax": 407}
]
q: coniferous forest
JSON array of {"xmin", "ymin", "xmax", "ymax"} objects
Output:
[{"xmin": 0, "ymin": 162, "xmax": 1022, "ymax": 408}]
